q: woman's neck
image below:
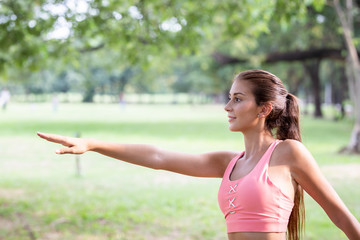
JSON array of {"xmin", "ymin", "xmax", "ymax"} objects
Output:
[{"xmin": 242, "ymin": 131, "xmax": 275, "ymax": 160}]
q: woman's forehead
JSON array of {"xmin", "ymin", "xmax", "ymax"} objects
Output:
[{"xmin": 229, "ymin": 80, "xmax": 252, "ymax": 95}]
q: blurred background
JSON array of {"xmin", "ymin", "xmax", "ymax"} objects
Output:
[{"xmin": 0, "ymin": 0, "xmax": 360, "ymax": 239}]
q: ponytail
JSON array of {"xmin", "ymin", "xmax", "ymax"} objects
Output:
[
  {"xmin": 288, "ymin": 184, "xmax": 305, "ymax": 240},
  {"xmin": 275, "ymin": 93, "xmax": 305, "ymax": 240},
  {"xmin": 276, "ymin": 93, "xmax": 301, "ymax": 142}
]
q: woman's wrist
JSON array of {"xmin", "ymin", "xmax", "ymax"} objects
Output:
[{"xmin": 87, "ymin": 138, "xmax": 99, "ymax": 152}]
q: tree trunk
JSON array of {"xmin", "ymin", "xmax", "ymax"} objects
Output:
[
  {"xmin": 304, "ymin": 60, "xmax": 323, "ymax": 118},
  {"xmin": 342, "ymin": 123, "xmax": 360, "ymax": 153},
  {"xmin": 287, "ymin": 68, "xmax": 302, "ymax": 95},
  {"xmin": 332, "ymin": 65, "xmax": 347, "ymax": 119},
  {"xmin": 334, "ymin": 0, "xmax": 360, "ymax": 154}
]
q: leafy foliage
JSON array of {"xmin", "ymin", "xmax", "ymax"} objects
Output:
[{"xmin": 0, "ymin": 0, "xmax": 323, "ymax": 74}]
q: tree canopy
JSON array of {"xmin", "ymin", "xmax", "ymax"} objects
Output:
[{"xmin": 0, "ymin": 0, "xmax": 310, "ymax": 73}]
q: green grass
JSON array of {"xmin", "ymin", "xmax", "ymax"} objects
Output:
[{"xmin": 0, "ymin": 103, "xmax": 359, "ymax": 240}]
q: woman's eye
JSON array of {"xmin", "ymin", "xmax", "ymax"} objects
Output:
[{"xmin": 227, "ymin": 97, "xmax": 241, "ymax": 102}]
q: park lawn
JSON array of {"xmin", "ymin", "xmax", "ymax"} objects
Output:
[{"xmin": 0, "ymin": 102, "xmax": 359, "ymax": 240}]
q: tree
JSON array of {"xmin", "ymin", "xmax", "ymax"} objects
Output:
[
  {"xmin": 212, "ymin": 2, "xmax": 348, "ymax": 118},
  {"xmin": 0, "ymin": 1, "xmax": 60, "ymax": 74},
  {"xmin": 52, "ymin": 71, "xmax": 71, "ymax": 93},
  {"xmin": 332, "ymin": 0, "xmax": 360, "ymax": 153}
]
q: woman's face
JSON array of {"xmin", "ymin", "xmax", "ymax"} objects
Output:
[{"xmin": 224, "ymin": 79, "xmax": 262, "ymax": 132}]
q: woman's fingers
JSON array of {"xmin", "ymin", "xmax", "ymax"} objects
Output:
[
  {"xmin": 37, "ymin": 132, "xmax": 73, "ymax": 147},
  {"xmin": 56, "ymin": 147, "xmax": 77, "ymax": 154},
  {"xmin": 38, "ymin": 132, "xmax": 87, "ymax": 155},
  {"xmin": 37, "ymin": 132, "xmax": 62, "ymax": 142}
]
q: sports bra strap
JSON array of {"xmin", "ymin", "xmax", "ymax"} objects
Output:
[{"xmin": 255, "ymin": 139, "xmax": 281, "ymax": 174}]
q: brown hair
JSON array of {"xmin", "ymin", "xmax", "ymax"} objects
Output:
[{"xmin": 234, "ymin": 69, "xmax": 305, "ymax": 240}]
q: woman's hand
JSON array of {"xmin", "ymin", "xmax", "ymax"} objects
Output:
[{"xmin": 37, "ymin": 132, "xmax": 91, "ymax": 154}]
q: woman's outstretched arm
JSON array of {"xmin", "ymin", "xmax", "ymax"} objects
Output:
[
  {"xmin": 37, "ymin": 132, "xmax": 237, "ymax": 178},
  {"xmin": 283, "ymin": 140, "xmax": 360, "ymax": 240}
]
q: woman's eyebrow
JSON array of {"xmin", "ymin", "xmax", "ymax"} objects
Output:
[{"xmin": 229, "ymin": 92, "xmax": 246, "ymax": 96}]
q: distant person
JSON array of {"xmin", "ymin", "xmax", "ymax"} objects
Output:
[
  {"xmin": 118, "ymin": 91, "xmax": 126, "ymax": 109},
  {"xmin": 37, "ymin": 70, "xmax": 360, "ymax": 240},
  {"xmin": 52, "ymin": 94, "xmax": 59, "ymax": 112},
  {"xmin": 0, "ymin": 87, "xmax": 11, "ymax": 111}
]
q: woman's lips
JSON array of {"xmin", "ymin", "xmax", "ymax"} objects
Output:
[{"xmin": 228, "ymin": 116, "xmax": 236, "ymax": 122}]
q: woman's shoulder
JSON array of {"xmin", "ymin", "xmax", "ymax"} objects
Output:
[
  {"xmin": 202, "ymin": 150, "xmax": 242, "ymax": 177},
  {"xmin": 204, "ymin": 150, "xmax": 242, "ymax": 165},
  {"xmin": 273, "ymin": 139, "xmax": 310, "ymax": 165},
  {"xmin": 278, "ymin": 139, "xmax": 305, "ymax": 151},
  {"xmin": 218, "ymin": 151, "xmax": 243, "ymax": 164}
]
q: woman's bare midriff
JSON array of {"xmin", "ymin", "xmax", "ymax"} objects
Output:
[{"xmin": 228, "ymin": 232, "xmax": 286, "ymax": 240}]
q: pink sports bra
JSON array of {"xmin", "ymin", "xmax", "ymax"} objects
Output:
[{"xmin": 218, "ymin": 140, "xmax": 294, "ymax": 233}]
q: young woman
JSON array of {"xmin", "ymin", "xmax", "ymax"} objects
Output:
[{"xmin": 37, "ymin": 70, "xmax": 360, "ymax": 240}]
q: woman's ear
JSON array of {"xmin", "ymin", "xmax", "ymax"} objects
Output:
[{"xmin": 258, "ymin": 103, "xmax": 273, "ymax": 118}]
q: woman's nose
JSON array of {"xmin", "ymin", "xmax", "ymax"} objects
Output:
[{"xmin": 224, "ymin": 101, "xmax": 231, "ymax": 112}]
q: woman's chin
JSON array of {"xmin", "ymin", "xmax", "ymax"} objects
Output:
[{"xmin": 228, "ymin": 126, "xmax": 240, "ymax": 132}]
